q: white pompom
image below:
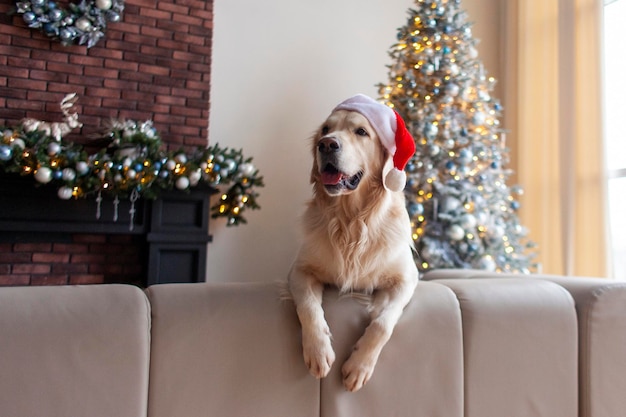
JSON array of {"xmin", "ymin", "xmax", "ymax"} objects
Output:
[{"xmin": 384, "ymin": 168, "xmax": 406, "ymax": 192}]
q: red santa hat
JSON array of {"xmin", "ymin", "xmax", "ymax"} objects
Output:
[{"xmin": 333, "ymin": 94, "xmax": 415, "ymax": 192}]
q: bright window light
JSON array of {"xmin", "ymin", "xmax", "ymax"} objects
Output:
[{"xmin": 603, "ymin": 0, "xmax": 626, "ymax": 279}]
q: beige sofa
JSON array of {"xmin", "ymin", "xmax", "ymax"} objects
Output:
[{"xmin": 0, "ymin": 271, "xmax": 625, "ymax": 417}]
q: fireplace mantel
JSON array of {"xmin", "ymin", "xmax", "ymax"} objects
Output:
[{"xmin": 0, "ymin": 174, "xmax": 215, "ymax": 286}]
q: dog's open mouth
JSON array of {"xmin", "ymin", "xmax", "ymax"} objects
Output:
[{"xmin": 320, "ymin": 163, "xmax": 363, "ymax": 192}]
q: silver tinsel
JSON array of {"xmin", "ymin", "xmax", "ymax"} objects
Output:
[{"xmin": 379, "ymin": 0, "xmax": 537, "ymax": 273}]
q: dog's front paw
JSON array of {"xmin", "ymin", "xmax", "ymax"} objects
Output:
[
  {"xmin": 302, "ymin": 329, "xmax": 335, "ymax": 378},
  {"xmin": 341, "ymin": 349, "xmax": 377, "ymax": 392}
]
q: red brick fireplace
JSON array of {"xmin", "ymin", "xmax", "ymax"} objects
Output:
[{"xmin": 0, "ymin": 0, "xmax": 214, "ymax": 286}]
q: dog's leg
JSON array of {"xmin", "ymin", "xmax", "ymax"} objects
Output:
[
  {"xmin": 341, "ymin": 276, "xmax": 417, "ymax": 392},
  {"xmin": 288, "ymin": 267, "xmax": 335, "ymax": 378}
]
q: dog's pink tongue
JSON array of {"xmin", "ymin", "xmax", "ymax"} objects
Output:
[{"xmin": 321, "ymin": 172, "xmax": 342, "ymax": 185}]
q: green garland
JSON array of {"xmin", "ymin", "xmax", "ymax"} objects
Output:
[
  {"xmin": 0, "ymin": 96, "xmax": 263, "ymax": 226},
  {"xmin": 14, "ymin": 0, "xmax": 124, "ymax": 48}
]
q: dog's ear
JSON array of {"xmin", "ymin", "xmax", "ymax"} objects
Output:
[
  {"xmin": 309, "ymin": 132, "xmax": 320, "ymax": 185},
  {"xmin": 310, "ymin": 161, "xmax": 318, "ymax": 184}
]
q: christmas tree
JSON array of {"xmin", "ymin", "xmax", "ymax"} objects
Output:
[{"xmin": 378, "ymin": 0, "xmax": 536, "ymax": 273}]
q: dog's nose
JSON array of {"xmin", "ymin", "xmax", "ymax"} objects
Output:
[{"xmin": 318, "ymin": 137, "xmax": 341, "ymax": 154}]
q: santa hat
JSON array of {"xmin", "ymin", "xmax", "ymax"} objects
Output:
[{"xmin": 333, "ymin": 94, "xmax": 415, "ymax": 192}]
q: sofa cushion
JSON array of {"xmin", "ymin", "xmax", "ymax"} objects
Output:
[
  {"xmin": 532, "ymin": 276, "xmax": 626, "ymax": 417},
  {"xmin": 319, "ymin": 281, "xmax": 464, "ymax": 417},
  {"xmin": 424, "ymin": 269, "xmax": 626, "ymax": 417},
  {"xmin": 0, "ymin": 284, "xmax": 151, "ymax": 417},
  {"xmin": 146, "ymin": 282, "xmax": 318, "ymax": 417},
  {"xmin": 435, "ymin": 278, "xmax": 578, "ymax": 417}
]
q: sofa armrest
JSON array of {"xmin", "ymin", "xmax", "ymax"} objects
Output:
[{"xmin": 536, "ymin": 276, "xmax": 626, "ymax": 417}]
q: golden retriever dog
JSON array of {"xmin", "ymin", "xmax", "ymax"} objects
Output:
[{"xmin": 288, "ymin": 94, "xmax": 419, "ymax": 392}]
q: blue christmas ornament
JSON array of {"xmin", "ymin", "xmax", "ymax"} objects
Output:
[
  {"xmin": 511, "ymin": 201, "xmax": 521, "ymax": 210},
  {"xmin": 47, "ymin": 1, "xmax": 57, "ymax": 9},
  {"xmin": 0, "ymin": 145, "xmax": 12, "ymax": 161},
  {"xmin": 443, "ymin": 46, "xmax": 451, "ymax": 54},
  {"xmin": 22, "ymin": 12, "xmax": 37, "ymax": 25},
  {"xmin": 106, "ymin": 11, "xmax": 121, "ymax": 23},
  {"xmin": 134, "ymin": 163, "xmax": 144, "ymax": 172},
  {"xmin": 49, "ymin": 9, "xmax": 63, "ymax": 21},
  {"xmin": 43, "ymin": 23, "xmax": 58, "ymax": 35},
  {"xmin": 59, "ymin": 28, "xmax": 73, "ymax": 41},
  {"xmin": 458, "ymin": 148, "xmax": 473, "ymax": 165},
  {"xmin": 423, "ymin": 123, "xmax": 438, "ymax": 139},
  {"xmin": 53, "ymin": 170, "xmax": 63, "ymax": 180}
]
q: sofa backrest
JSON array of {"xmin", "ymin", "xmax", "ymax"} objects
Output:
[
  {"xmin": 145, "ymin": 281, "xmax": 465, "ymax": 417},
  {"xmin": 424, "ymin": 269, "xmax": 626, "ymax": 417},
  {"xmin": 145, "ymin": 282, "xmax": 319, "ymax": 417},
  {"xmin": 0, "ymin": 284, "xmax": 151, "ymax": 417},
  {"xmin": 318, "ymin": 281, "xmax": 464, "ymax": 417},
  {"xmin": 435, "ymin": 278, "xmax": 578, "ymax": 417}
]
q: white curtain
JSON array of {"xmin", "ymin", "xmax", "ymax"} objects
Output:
[{"xmin": 502, "ymin": 0, "xmax": 608, "ymax": 276}]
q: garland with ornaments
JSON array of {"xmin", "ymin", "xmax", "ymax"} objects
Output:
[
  {"xmin": 0, "ymin": 94, "xmax": 264, "ymax": 228},
  {"xmin": 14, "ymin": 0, "xmax": 124, "ymax": 48}
]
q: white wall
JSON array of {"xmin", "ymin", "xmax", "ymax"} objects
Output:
[{"xmin": 207, "ymin": 0, "xmax": 503, "ymax": 283}]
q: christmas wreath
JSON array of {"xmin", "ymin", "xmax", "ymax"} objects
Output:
[
  {"xmin": 0, "ymin": 94, "xmax": 264, "ymax": 227},
  {"xmin": 14, "ymin": 0, "xmax": 124, "ymax": 48}
]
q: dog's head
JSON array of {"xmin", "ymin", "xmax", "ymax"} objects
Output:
[
  {"xmin": 311, "ymin": 94, "xmax": 415, "ymax": 197},
  {"xmin": 311, "ymin": 110, "xmax": 387, "ymax": 196}
]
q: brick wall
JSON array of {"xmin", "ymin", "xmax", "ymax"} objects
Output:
[
  {"xmin": 0, "ymin": 235, "xmax": 145, "ymax": 286},
  {"xmin": 0, "ymin": 0, "xmax": 213, "ymax": 286},
  {"xmin": 0, "ymin": 0, "xmax": 212, "ymax": 148}
]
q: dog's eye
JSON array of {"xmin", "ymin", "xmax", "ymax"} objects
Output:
[
  {"xmin": 321, "ymin": 126, "xmax": 329, "ymax": 135},
  {"xmin": 355, "ymin": 127, "xmax": 369, "ymax": 137}
]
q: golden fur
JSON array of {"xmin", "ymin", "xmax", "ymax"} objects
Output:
[{"xmin": 288, "ymin": 109, "xmax": 418, "ymax": 392}]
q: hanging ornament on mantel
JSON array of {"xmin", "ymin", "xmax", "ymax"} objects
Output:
[
  {"xmin": 0, "ymin": 94, "xmax": 265, "ymax": 229},
  {"xmin": 13, "ymin": 0, "xmax": 125, "ymax": 48}
]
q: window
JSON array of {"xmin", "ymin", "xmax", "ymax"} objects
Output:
[{"xmin": 604, "ymin": 0, "xmax": 626, "ymax": 279}]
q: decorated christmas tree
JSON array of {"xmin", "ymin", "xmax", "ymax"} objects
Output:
[{"xmin": 378, "ymin": 0, "xmax": 536, "ymax": 273}]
